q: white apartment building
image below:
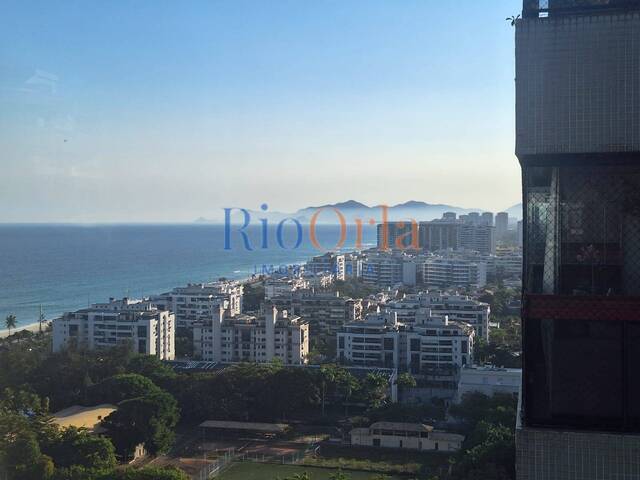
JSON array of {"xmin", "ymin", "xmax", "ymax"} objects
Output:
[
  {"xmin": 456, "ymin": 365, "xmax": 522, "ymax": 402},
  {"xmin": 53, "ymin": 298, "xmax": 175, "ymax": 360},
  {"xmin": 361, "ymin": 253, "xmax": 404, "ymax": 287},
  {"xmin": 384, "ymin": 292, "xmax": 490, "ymax": 341},
  {"xmin": 350, "ymin": 422, "xmax": 464, "ymax": 452},
  {"xmin": 268, "ymin": 290, "xmax": 362, "ymax": 335},
  {"xmin": 337, "ymin": 311, "xmax": 474, "ymax": 378},
  {"xmin": 338, "ymin": 312, "xmax": 401, "ymax": 368},
  {"xmin": 264, "ymin": 277, "xmax": 310, "ymax": 300},
  {"xmin": 404, "ymin": 311, "xmax": 475, "ymax": 376},
  {"xmin": 193, "ymin": 307, "xmax": 309, "ymax": 365},
  {"xmin": 419, "ymin": 215, "xmax": 496, "ymax": 255},
  {"xmin": 337, "ymin": 252, "xmax": 362, "ymax": 280},
  {"xmin": 459, "ymin": 223, "xmax": 496, "ymax": 254},
  {"xmin": 422, "ymin": 257, "xmax": 487, "ymax": 290},
  {"xmin": 306, "ymin": 252, "xmax": 362, "ymax": 281},
  {"xmin": 488, "ymin": 249, "xmax": 523, "ymax": 279},
  {"xmin": 305, "ymin": 252, "xmax": 338, "ymax": 276},
  {"xmin": 383, "ymin": 292, "xmax": 491, "ymax": 340},
  {"xmin": 151, "ymin": 281, "xmax": 243, "ymax": 329}
]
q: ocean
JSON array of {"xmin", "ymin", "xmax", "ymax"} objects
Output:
[{"xmin": 0, "ymin": 223, "xmax": 377, "ymax": 328}]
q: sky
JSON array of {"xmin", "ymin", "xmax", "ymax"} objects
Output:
[{"xmin": 0, "ymin": 0, "xmax": 522, "ymax": 223}]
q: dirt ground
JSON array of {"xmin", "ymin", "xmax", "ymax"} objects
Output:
[{"xmin": 144, "ymin": 426, "xmax": 320, "ymax": 478}]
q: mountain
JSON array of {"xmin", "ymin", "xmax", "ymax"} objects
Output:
[
  {"xmin": 200, "ymin": 200, "xmax": 491, "ymax": 224},
  {"xmin": 296, "ymin": 200, "xmax": 370, "ymax": 217},
  {"xmin": 504, "ymin": 203, "xmax": 523, "ymax": 220},
  {"xmin": 294, "ymin": 200, "xmax": 476, "ymax": 223},
  {"xmin": 379, "ymin": 201, "xmax": 477, "ymax": 223},
  {"xmin": 318, "ymin": 200, "xmax": 369, "ymax": 210}
]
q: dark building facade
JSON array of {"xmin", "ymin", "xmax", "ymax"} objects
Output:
[
  {"xmin": 418, "ymin": 220, "xmax": 460, "ymax": 252},
  {"xmin": 418, "ymin": 219, "xmax": 495, "ymax": 254},
  {"xmin": 516, "ymin": 0, "xmax": 640, "ymax": 478},
  {"xmin": 376, "ymin": 221, "xmax": 419, "ymax": 250}
]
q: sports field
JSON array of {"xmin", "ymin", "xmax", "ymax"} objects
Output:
[{"xmin": 218, "ymin": 462, "xmax": 404, "ymax": 479}]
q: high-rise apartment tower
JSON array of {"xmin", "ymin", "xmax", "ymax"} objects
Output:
[{"xmin": 516, "ymin": 1, "xmax": 640, "ymax": 478}]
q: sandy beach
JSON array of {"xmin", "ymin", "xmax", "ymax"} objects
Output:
[{"xmin": 0, "ymin": 321, "xmax": 48, "ymax": 339}]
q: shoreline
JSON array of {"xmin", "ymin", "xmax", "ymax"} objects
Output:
[
  {"xmin": 0, "ymin": 321, "xmax": 46, "ymax": 339},
  {"xmin": 0, "ymin": 251, "xmax": 364, "ymax": 338}
]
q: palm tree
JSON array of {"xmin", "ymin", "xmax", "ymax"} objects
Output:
[
  {"xmin": 506, "ymin": 14, "xmax": 521, "ymax": 26},
  {"xmin": 5, "ymin": 314, "xmax": 17, "ymax": 336},
  {"xmin": 38, "ymin": 305, "xmax": 45, "ymax": 334}
]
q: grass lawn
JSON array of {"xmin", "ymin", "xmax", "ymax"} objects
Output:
[
  {"xmin": 303, "ymin": 444, "xmax": 451, "ymax": 476},
  {"xmin": 218, "ymin": 462, "xmax": 406, "ymax": 479}
]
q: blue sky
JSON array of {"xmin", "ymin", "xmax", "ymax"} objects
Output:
[{"xmin": 0, "ymin": 0, "xmax": 521, "ymax": 222}]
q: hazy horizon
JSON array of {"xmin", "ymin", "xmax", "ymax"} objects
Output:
[
  {"xmin": 0, "ymin": 197, "xmax": 523, "ymax": 225},
  {"xmin": 1, "ymin": 0, "xmax": 521, "ymax": 223}
]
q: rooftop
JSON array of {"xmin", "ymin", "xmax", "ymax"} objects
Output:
[{"xmin": 369, "ymin": 422, "xmax": 434, "ymax": 433}]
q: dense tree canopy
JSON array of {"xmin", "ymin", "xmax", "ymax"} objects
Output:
[
  {"xmin": 102, "ymin": 390, "xmax": 179, "ymax": 456},
  {"xmin": 0, "ymin": 336, "xmax": 400, "ymax": 479},
  {"xmin": 449, "ymin": 393, "xmax": 517, "ymax": 480},
  {"xmin": 331, "ymin": 279, "xmax": 378, "ymax": 299},
  {"xmin": 87, "ymin": 373, "xmax": 162, "ymax": 405},
  {"xmin": 43, "ymin": 427, "xmax": 116, "ymax": 471}
]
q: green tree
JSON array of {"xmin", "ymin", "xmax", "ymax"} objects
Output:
[
  {"xmin": 25, "ymin": 344, "xmax": 135, "ymax": 410},
  {"xmin": 102, "ymin": 390, "xmax": 179, "ymax": 457},
  {"xmin": 115, "ymin": 466, "xmax": 190, "ymax": 480},
  {"xmin": 4, "ymin": 314, "xmax": 17, "ymax": 336},
  {"xmin": 331, "ymin": 279, "xmax": 377, "ymax": 299},
  {"xmin": 478, "ymin": 286, "xmax": 516, "ymax": 318},
  {"xmin": 329, "ymin": 471, "xmax": 351, "ymax": 480},
  {"xmin": 0, "ymin": 389, "xmax": 56, "ymax": 451},
  {"xmin": 2, "ymin": 430, "xmax": 54, "ymax": 480},
  {"xmin": 262, "ymin": 368, "xmax": 320, "ymax": 420},
  {"xmin": 50, "ymin": 465, "xmax": 189, "ymax": 480},
  {"xmin": 454, "ymin": 422, "xmax": 515, "ymax": 480},
  {"xmin": 474, "ymin": 339, "xmax": 521, "ymax": 369},
  {"xmin": 277, "ymin": 474, "xmax": 311, "ymax": 480},
  {"xmin": 45, "ymin": 427, "xmax": 116, "ymax": 471},
  {"xmin": 449, "ymin": 392, "xmax": 517, "ymax": 434},
  {"xmin": 126, "ymin": 355, "xmax": 176, "ymax": 388},
  {"xmin": 359, "ymin": 372, "xmax": 389, "ymax": 409},
  {"xmin": 243, "ymin": 282, "xmax": 265, "ymax": 311},
  {"xmin": 319, "ymin": 364, "xmax": 357, "ymax": 416},
  {"xmin": 396, "ymin": 372, "xmax": 417, "ymax": 390},
  {"xmin": 87, "ymin": 373, "xmax": 162, "ymax": 405},
  {"xmin": 320, "ymin": 364, "xmax": 339, "ymax": 416}
]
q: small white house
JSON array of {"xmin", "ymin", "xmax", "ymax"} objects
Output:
[{"xmin": 350, "ymin": 422, "xmax": 464, "ymax": 452}]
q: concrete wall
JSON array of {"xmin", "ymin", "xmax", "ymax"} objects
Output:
[{"xmin": 351, "ymin": 431, "xmax": 461, "ymax": 452}]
